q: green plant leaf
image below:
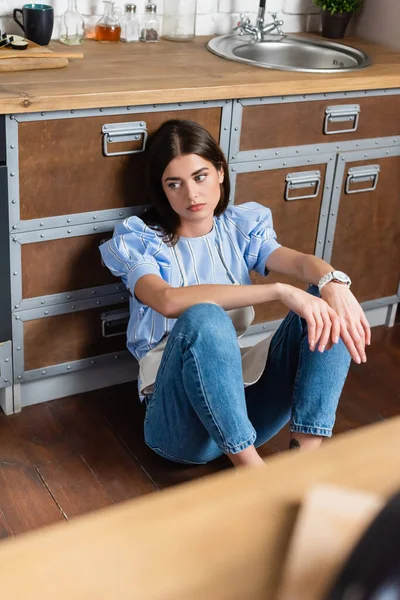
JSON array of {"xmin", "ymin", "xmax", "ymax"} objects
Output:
[{"xmin": 313, "ymin": 0, "xmax": 363, "ymax": 13}]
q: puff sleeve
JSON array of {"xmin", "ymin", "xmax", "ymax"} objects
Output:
[
  {"xmin": 228, "ymin": 202, "xmax": 281, "ymax": 276},
  {"xmin": 99, "ymin": 216, "xmax": 168, "ymax": 295}
]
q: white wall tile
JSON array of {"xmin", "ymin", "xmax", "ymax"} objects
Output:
[{"xmin": 1, "ymin": 0, "xmax": 316, "ymax": 40}]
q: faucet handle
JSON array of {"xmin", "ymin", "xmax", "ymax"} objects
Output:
[{"xmin": 233, "ymin": 13, "xmax": 254, "ymax": 35}]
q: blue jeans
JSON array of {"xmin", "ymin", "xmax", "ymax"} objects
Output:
[{"xmin": 143, "ymin": 286, "xmax": 351, "ymax": 465}]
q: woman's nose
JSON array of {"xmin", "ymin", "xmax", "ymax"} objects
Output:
[{"xmin": 186, "ymin": 181, "xmax": 198, "ymax": 201}]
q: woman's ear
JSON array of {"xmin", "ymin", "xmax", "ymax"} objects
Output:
[{"xmin": 218, "ymin": 166, "xmax": 224, "ymax": 184}]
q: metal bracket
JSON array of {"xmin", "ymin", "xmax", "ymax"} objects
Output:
[
  {"xmin": 101, "ymin": 308, "xmax": 130, "ymax": 338},
  {"xmin": 324, "ymin": 104, "xmax": 361, "ymax": 135},
  {"xmin": 345, "ymin": 164, "xmax": 381, "ymax": 194},
  {"xmin": 285, "ymin": 170, "xmax": 321, "ymax": 201},
  {"xmin": 0, "ymin": 341, "xmax": 13, "ymax": 388},
  {"xmin": 102, "ymin": 121, "xmax": 148, "ymax": 157}
]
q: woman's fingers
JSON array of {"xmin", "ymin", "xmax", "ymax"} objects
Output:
[
  {"xmin": 361, "ymin": 311, "xmax": 371, "ymax": 345},
  {"xmin": 340, "ymin": 323, "xmax": 363, "ymax": 364},
  {"xmin": 317, "ymin": 308, "xmax": 332, "ymax": 352},
  {"xmin": 306, "ymin": 310, "xmax": 317, "ymax": 349}
]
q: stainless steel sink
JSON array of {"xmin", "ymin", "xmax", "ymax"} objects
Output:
[{"xmin": 207, "ymin": 34, "xmax": 371, "ymax": 73}]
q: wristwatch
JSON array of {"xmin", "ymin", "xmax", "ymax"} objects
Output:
[{"xmin": 318, "ymin": 270, "xmax": 352, "ymax": 293}]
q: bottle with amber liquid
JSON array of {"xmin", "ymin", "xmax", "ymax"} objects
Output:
[{"xmin": 95, "ymin": 0, "xmax": 121, "ymax": 42}]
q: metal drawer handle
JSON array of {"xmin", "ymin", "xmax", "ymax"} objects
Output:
[
  {"xmin": 101, "ymin": 308, "xmax": 130, "ymax": 338},
  {"xmin": 102, "ymin": 121, "xmax": 148, "ymax": 157},
  {"xmin": 324, "ymin": 104, "xmax": 360, "ymax": 135},
  {"xmin": 345, "ymin": 165, "xmax": 380, "ymax": 194},
  {"xmin": 285, "ymin": 171, "xmax": 321, "ymax": 201}
]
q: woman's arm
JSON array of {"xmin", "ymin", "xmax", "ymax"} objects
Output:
[{"xmin": 266, "ymin": 247, "xmax": 371, "ymax": 363}]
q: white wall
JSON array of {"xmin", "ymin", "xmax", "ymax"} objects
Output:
[
  {"xmin": 0, "ymin": 0, "xmax": 321, "ymax": 40},
  {"xmin": 353, "ymin": 0, "xmax": 400, "ymax": 50}
]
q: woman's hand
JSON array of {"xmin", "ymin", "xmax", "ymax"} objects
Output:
[
  {"xmin": 278, "ymin": 284, "xmax": 341, "ymax": 353},
  {"xmin": 321, "ymin": 282, "xmax": 371, "ymax": 364}
]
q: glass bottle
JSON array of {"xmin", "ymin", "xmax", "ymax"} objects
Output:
[
  {"xmin": 162, "ymin": 0, "xmax": 197, "ymax": 42},
  {"xmin": 140, "ymin": 3, "xmax": 160, "ymax": 42},
  {"xmin": 95, "ymin": 0, "xmax": 121, "ymax": 42},
  {"xmin": 120, "ymin": 4, "xmax": 139, "ymax": 42},
  {"xmin": 59, "ymin": 0, "xmax": 85, "ymax": 45}
]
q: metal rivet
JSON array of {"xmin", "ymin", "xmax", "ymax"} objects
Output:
[
  {"xmin": 96, "ymin": 300, "xmax": 100, "ymax": 305},
  {"xmin": 41, "ymin": 300, "xmax": 45, "ymax": 304},
  {"xmin": 14, "ymin": 304, "xmax": 19, "ymax": 309},
  {"xmin": 10, "ymin": 144, "xmax": 15, "ymax": 149},
  {"xmin": 40, "ymin": 233, "xmax": 45, "ymax": 238},
  {"xmin": 258, "ymin": 164, "xmax": 262, "ymax": 169},
  {"xmin": 356, "ymin": 143, "xmax": 359, "ymax": 147},
  {"xmin": 317, "ymin": 148, "xmax": 320, "ymax": 152},
  {"xmin": 17, "ymin": 347, "xmax": 21, "ymax": 351},
  {"xmin": 15, "ymin": 316, "xmax": 20, "ymax": 320},
  {"xmin": 337, "ymin": 145, "xmax": 340, "ymax": 149},
  {"xmin": 336, "ymin": 185, "xmax": 339, "ymax": 189},
  {"xmin": 99, "ymin": 108, "xmax": 104, "ymax": 112},
  {"xmin": 282, "ymin": 96, "xmax": 285, "ymax": 100},
  {"xmin": 93, "ymin": 215, "xmax": 97, "ymax": 220},
  {"xmin": 121, "ymin": 296, "xmax": 125, "ymax": 301},
  {"xmin": 330, "ymin": 157, "xmax": 333, "ymax": 161},
  {"xmin": 12, "ymin": 237, "xmax": 17, "ymax": 242},
  {"xmin": 92, "ymin": 290, "xmax": 96, "ymax": 295},
  {"xmin": 39, "ymin": 222, "xmax": 44, "ymax": 227},
  {"xmin": 328, "ymin": 239, "xmax": 332, "ymax": 243},
  {"xmin": 234, "ymin": 127, "xmax": 238, "ymax": 131},
  {"xmin": 364, "ymin": 154, "xmax": 368, "ymax": 157},
  {"xmin": 331, "ymin": 212, "xmax": 335, "ymax": 216},
  {"xmin": 203, "ymin": 100, "xmax": 207, "ymax": 104},
  {"xmin": 12, "ymin": 225, "xmax": 17, "ymax": 229},
  {"xmin": 307, "ymin": 159, "xmax": 311, "ymax": 163},
  {"xmin": 296, "ymin": 150, "xmax": 299, "ymax": 154},
  {"xmin": 67, "ymin": 218, "xmax": 71, "ymax": 223},
  {"xmin": 275, "ymin": 152, "xmax": 279, "ymax": 156},
  {"xmin": 114, "ymin": 355, "xmax": 119, "ymax": 359},
  {"xmin": 326, "ymin": 185, "xmax": 330, "ymax": 189},
  {"xmin": 283, "ymin": 162, "xmax": 287, "ymax": 166},
  {"xmin": 17, "ymin": 375, "xmax": 21, "ymax": 379},
  {"xmin": 5, "ymin": 358, "xmax": 9, "ymax": 363},
  {"xmin": 12, "ymin": 200, "xmax": 16, "ymax": 204},
  {"xmin": 67, "ymin": 295, "xmax": 71, "ymax": 299},
  {"xmin": 67, "ymin": 366, "xmax": 71, "ymax": 370},
  {"xmin": 93, "ymin": 226, "xmax": 98, "ymax": 231},
  {"xmin": 10, "ymin": 173, "xmax": 15, "ymax": 177},
  {"xmin": 322, "ymin": 213, "xmax": 325, "ymax": 217},
  {"xmin": 254, "ymin": 154, "xmax": 258, "ymax": 158},
  {"xmin": 342, "ymin": 157, "xmax": 345, "ymax": 160},
  {"xmin": 91, "ymin": 360, "xmax": 96, "ymax": 364},
  {"xmin": 41, "ymin": 112, "xmax": 45, "ymax": 116},
  {"xmin": 13, "ymin": 271, "xmax": 17, "ymax": 275},
  {"xmin": 70, "ymin": 109, "xmax": 75, "ymax": 114},
  {"xmin": 318, "ymin": 240, "xmax": 322, "ymax": 244},
  {"xmin": 10, "ymin": 115, "xmax": 15, "ymax": 120},
  {"xmin": 67, "ymin": 229, "xmax": 71, "ymax": 233},
  {"xmin": 231, "ymin": 168, "xmax": 235, "ymax": 172},
  {"xmin": 226, "ymin": 99, "xmax": 230, "ymax": 103},
  {"xmin": 375, "ymin": 141, "xmax": 379, "ymax": 145},
  {"xmin": 109, "ymin": 138, "xmax": 113, "ymax": 143},
  {"xmin": 42, "ymin": 371, "xmax": 46, "ymax": 375},
  {"xmin": 71, "ymin": 305, "xmax": 75, "ymax": 309},
  {"xmin": 386, "ymin": 151, "xmax": 390, "ymax": 155},
  {"xmin": 153, "ymin": 104, "xmax": 157, "ymax": 108},
  {"xmin": 4, "ymin": 379, "xmax": 8, "ymax": 383},
  {"xmin": 116, "ymin": 286, "xmax": 121, "ymax": 290},
  {"xmin": 224, "ymin": 127, "xmax": 227, "ymax": 131},
  {"xmin": 127, "ymin": 106, "xmax": 131, "ymax": 110},
  {"xmin": 44, "ymin": 310, "xmax": 48, "ymax": 315},
  {"xmin": 260, "ymin": 97, "xmax": 264, "ymax": 101}
]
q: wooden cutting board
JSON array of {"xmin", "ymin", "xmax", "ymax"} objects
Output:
[
  {"xmin": 0, "ymin": 38, "xmax": 82, "ymax": 72},
  {"xmin": 276, "ymin": 484, "xmax": 384, "ymax": 600}
]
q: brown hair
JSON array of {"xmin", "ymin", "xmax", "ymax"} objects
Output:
[{"xmin": 141, "ymin": 119, "xmax": 230, "ymax": 246}]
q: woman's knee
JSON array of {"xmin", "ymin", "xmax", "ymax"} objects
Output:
[{"xmin": 177, "ymin": 303, "xmax": 236, "ymax": 340}]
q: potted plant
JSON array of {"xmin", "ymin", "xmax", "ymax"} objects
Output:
[{"xmin": 313, "ymin": 0, "xmax": 363, "ymax": 39}]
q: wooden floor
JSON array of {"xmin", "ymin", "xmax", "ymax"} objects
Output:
[{"xmin": 1, "ymin": 322, "xmax": 399, "ymax": 540}]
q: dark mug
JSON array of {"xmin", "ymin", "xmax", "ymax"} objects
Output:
[{"xmin": 13, "ymin": 3, "xmax": 54, "ymax": 46}]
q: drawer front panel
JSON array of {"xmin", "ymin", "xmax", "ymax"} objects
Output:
[
  {"xmin": 23, "ymin": 303, "xmax": 128, "ymax": 371},
  {"xmin": 234, "ymin": 162, "xmax": 330, "ymax": 323},
  {"xmin": 240, "ymin": 95, "xmax": 400, "ymax": 152},
  {"xmin": 21, "ymin": 232, "xmax": 114, "ymax": 300},
  {"xmin": 328, "ymin": 154, "xmax": 400, "ymax": 304},
  {"xmin": 18, "ymin": 107, "xmax": 222, "ymax": 221}
]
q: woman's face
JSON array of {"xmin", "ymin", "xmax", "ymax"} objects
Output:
[{"xmin": 162, "ymin": 153, "xmax": 224, "ymax": 235}]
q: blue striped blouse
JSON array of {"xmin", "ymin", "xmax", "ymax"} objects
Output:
[{"xmin": 99, "ymin": 201, "xmax": 281, "ymax": 399}]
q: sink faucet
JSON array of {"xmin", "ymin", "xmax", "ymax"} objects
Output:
[{"xmin": 234, "ymin": 0, "xmax": 284, "ymax": 42}]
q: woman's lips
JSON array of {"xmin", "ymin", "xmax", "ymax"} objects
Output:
[{"xmin": 188, "ymin": 204, "xmax": 205, "ymax": 212}]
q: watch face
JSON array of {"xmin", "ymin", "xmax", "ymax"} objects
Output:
[{"xmin": 333, "ymin": 270, "xmax": 349, "ymax": 282}]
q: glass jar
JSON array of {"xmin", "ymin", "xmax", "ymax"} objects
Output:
[
  {"xmin": 59, "ymin": 0, "xmax": 85, "ymax": 45},
  {"xmin": 162, "ymin": 0, "xmax": 197, "ymax": 41},
  {"xmin": 140, "ymin": 3, "xmax": 160, "ymax": 42},
  {"xmin": 95, "ymin": 0, "xmax": 121, "ymax": 42},
  {"xmin": 120, "ymin": 4, "xmax": 139, "ymax": 42}
]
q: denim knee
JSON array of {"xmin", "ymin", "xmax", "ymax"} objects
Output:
[{"xmin": 177, "ymin": 303, "xmax": 237, "ymax": 341}]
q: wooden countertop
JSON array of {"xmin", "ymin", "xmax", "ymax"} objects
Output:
[
  {"xmin": 0, "ymin": 417, "xmax": 399, "ymax": 599},
  {"xmin": 1, "ymin": 35, "xmax": 400, "ymax": 114}
]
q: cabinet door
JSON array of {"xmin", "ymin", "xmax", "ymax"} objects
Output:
[
  {"xmin": 232, "ymin": 156, "xmax": 335, "ymax": 323},
  {"xmin": 16, "ymin": 106, "xmax": 223, "ymax": 224},
  {"xmin": 325, "ymin": 151, "xmax": 400, "ymax": 304}
]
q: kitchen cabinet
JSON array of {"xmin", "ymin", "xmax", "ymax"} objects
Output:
[{"xmin": 2, "ymin": 88, "xmax": 400, "ymax": 412}]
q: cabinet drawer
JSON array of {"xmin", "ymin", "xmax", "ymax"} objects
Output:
[
  {"xmin": 326, "ymin": 152, "xmax": 400, "ymax": 304},
  {"xmin": 19, "ymin": 231, "xmax": 115, "ymax": 303},
  {"xmin": 17, "ymin": 107, "xmax": 222, "ymax": 222},
  {"xmin": 238, "ymin": 94, "xmax": 400, "ymax": 154},
  {"xmin": 233, "ymin": 157, "xmax": 334, "ymax": 323},
  {"xmin": 21, "ymin": 302, "xmax": 128, "ymax": 373}
]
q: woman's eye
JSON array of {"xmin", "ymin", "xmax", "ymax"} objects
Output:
[
  {"xmin": 195, "ymin": 174, "xmax": 207, "ymax": 182},
  {"xmin": 168, "ymin": 182, "xmax": 180, "ymax": 189}
]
